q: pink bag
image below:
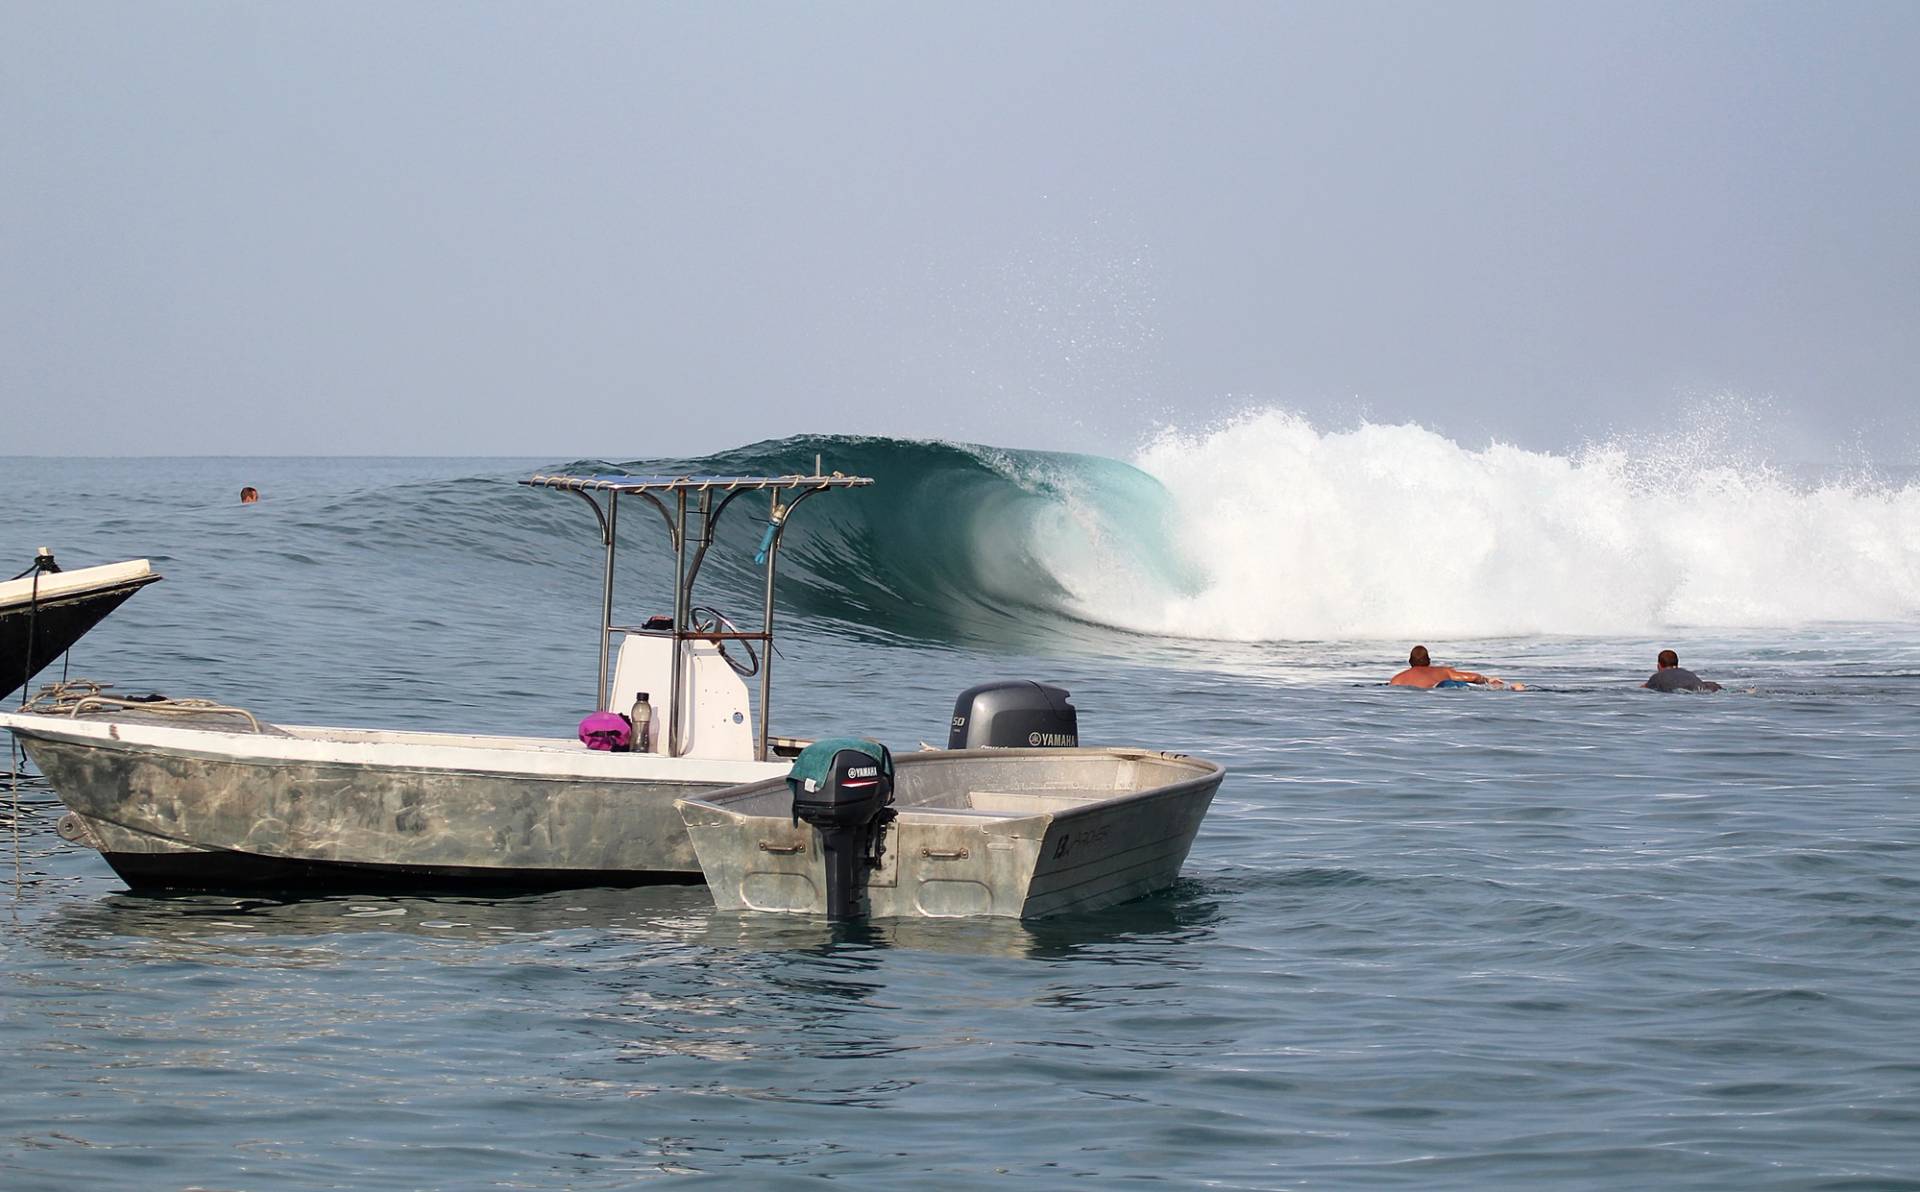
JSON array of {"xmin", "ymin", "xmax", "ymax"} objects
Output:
[{"xmin": 578, "ymin": 711, "xmax": 632, "ymax": 751}]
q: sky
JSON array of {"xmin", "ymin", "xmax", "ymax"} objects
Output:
[{"xmin": 3, "ymin": 2, "xmax": 1917, "ymax": 460}]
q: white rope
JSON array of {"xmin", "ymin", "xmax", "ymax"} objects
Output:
[{"xmin": 21, "ymin": 679, "xmax": 263, "ymax": 733}]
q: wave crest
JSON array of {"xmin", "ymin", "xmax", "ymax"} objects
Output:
[
  {"xmin": 567, "ymin": 416, "xmax": 1920, "ymax": 644},
  {"xmin": 1128, "ymin": 410, "xmax": 1920, "ymax": 639}
]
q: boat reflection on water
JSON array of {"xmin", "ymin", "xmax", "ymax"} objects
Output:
[
  {"xmin": 691, "ymin": 881, "xmax": 1227, "ymax": 962},
  {"xmin": 37, "ymin": 885, "xmax": 715, "ymax": 955},
  {"xmin": 34, "ymin": 878, "xmax": 1226, "ymax": 966},
  {"xmin": 23, "ymin": 879, "xmax": 1230, "ymax": 1106}
]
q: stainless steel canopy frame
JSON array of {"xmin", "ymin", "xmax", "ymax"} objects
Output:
[{"xmin": 519, "ymin": 471, "xmax": 873, "ymax": 762}]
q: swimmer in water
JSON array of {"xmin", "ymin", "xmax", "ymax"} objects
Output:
[
  {"xmin": 240, "ymin": 486, "xmax": 260, "ymax": 504},
  {"xmin": 1643, "ymin": 649, "xmax": 1722, "ymax": 692},
  {"xmin": 1390, "ymin": 645, "xmax": 1523, "ymax": 690}
]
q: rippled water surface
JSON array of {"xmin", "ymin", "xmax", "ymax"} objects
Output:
[{"xmin": 5, "ymin": 457, "xmax": 1920, "ymax": 1189}]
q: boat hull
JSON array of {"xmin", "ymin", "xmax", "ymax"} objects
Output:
[
  {"xmin": 6, "ymin": 714, "xmax": 783, "ymax": 893},
  {"xmin": 678, "ymin": 748, "xmax": 1223, "ymax": 920},
  {"xmin": 76, "ymin": 845, "xmax": 706, "ymax": 893},
  {"xmin": 1, "ymin": 563, "xmax": 160, "ymax": 700}
]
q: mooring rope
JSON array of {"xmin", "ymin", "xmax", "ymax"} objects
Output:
[
  {"xmin": 12, "ymin": 551, "xmax": 75, "ymax": 708},
  {"xmin": 19, "ymin": 678, "xmax": 109, "ymax": 712},
  {"xmin": 6, "ymin": 556, "xmax": 55, "ymax": 903},
  {"xmin": 21, "ymin": 679, "xmax": 265, "ymax": 733},
  {"xmin": 18, "ymin": 565, "xmax": 42, "ymax": 710},
  {"xmin": 7, "ymin": 733, "xmax": 23, "ymax": 907},
  {"xmin": 6, "ymin": 551, "xmax": 60, "ymax": 582}
]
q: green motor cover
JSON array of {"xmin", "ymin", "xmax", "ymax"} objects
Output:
[{"xmin": 787, "ymin": 736, "xmax": 893, "ymax": 797}]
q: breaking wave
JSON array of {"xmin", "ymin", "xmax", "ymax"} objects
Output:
[{"xmin": 566, "ymin": 412, "xmax": 1920, "ymax": 643}]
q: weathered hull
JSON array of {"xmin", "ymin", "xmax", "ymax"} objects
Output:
[
  {"xmin": 7, "ymin": 716, "xmax": 783, "ymax": 893},
  {"xmin": 679, "ymin": 748, "xmax": 1223, "ymax": 920},
  {"xmin": 1, "ymin": 572, "xmax": 160, "ymax": 700},
  {"xmin": 74, "ymin": 845, "xmax": 706, "ymax": 893}
]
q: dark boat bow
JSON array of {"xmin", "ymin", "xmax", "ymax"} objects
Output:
[{"xmin": 1, "ymin": 556, "xmax": 161, "ymax": 701}]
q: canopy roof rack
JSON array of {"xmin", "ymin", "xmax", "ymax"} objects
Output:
[
  {"xmin": 519, "ymin": 468, "xmax": 873, "ymax": 761},
  {"xmin": 525, "ymin": 472, "xmax": 871, "ymax": 494}
]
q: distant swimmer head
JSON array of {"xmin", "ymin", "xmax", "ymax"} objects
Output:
[
  {"xmin": 1408, "ymin": 645, "xmax": 1431, "ymax": 668},
  {"xmin": 240, "ymin": 486, "xmax": 260, "ymax": 504},
  {"xmin": 1657, "ymin": 649, "xmax": 1679, "ymax": 668}
]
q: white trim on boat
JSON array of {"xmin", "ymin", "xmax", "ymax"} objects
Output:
[
  {"xmin": 0, "ymin": 711, "xmax": 786, "ymax": 785},
  {"xmin": 0, "ymin": 560, "xmax": 154, "ymax": 609}
]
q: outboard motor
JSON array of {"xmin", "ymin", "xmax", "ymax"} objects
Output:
[
  {"xmin": 788, "ymin": 737, "xmax": 896, "ymax": 920},
  {"xmin": 947, "ymin": 680, "xmax": 1078, "ymax": 749}
]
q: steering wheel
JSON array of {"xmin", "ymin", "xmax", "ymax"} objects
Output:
[{"xmin": 689, "ymin": 605, "xmax": 760, "ymax": 677}]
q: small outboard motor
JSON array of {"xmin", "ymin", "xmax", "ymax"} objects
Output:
[
  {"xmin": 788, "ymin": 737, "xmax": 896, "ymax": 920},
  {"xmin": 947, "ymin": 680, "xmax": 1079, "ymax": 749}
]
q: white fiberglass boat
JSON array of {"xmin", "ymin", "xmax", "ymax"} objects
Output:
[{"xmin": 0, "ymin": 472, "xmax": 866, "ymax": 892}]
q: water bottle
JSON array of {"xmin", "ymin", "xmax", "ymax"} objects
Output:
[{"xmin": 629, "ymin": 692, "xmax": 653, "ymax": 753}]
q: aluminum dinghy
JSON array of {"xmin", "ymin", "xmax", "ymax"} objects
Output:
[{"xmin": 677, "ymin": 747, "xmax": 1223, "ymax": 920}]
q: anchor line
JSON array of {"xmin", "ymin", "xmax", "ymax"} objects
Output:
[
  {"xmin": 18, "ymin": 566, "xmax": 39, "ymax": 710},
  {"xmin": 6, "ymin": 554, "xmax": 62, "ymax": 581},
  {"xmin": 13, "ymin": 552, "xmax": 73, "ymax": 709},
  {"xmin": 6, "ymin": 732, "xmax": 22, "ymax": 906}
]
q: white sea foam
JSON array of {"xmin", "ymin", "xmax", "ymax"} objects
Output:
[{"xmin": 1046, "ymin": 409, "xmax": 1920, "ymax": 641}]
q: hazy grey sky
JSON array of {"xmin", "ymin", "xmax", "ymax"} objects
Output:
[{"xmin": 4, "ymin": 2, "xmax": 1917, "ymax": 459}]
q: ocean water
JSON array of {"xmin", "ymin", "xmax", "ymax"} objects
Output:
[{"xmin": 4, "ymin": 435, "xmax": 1920, "ymax": 1189}]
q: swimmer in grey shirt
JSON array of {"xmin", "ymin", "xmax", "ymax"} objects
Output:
[{"xmin": 1644, "ymin": 649, "xmax": 1723, "ymax": 692}]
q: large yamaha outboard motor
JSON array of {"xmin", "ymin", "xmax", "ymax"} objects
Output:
[
  {"xmin": 788, "ymin": 737, "xmax": 896, "ymax": 920},
  {"xmin": 947, "ymin": 680, "xmax": 1079, "ymax": 749}
]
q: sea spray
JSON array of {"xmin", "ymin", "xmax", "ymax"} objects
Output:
[{"xmin": 1126, "ymin": 410, "xmax": 1920, "ymax": 639}]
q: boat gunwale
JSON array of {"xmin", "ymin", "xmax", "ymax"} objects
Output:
[
  {"xmin": 0, "ymin": 710, "xmax": 787, "ymax": 784},
  {"xmin": 677, "ymin": 746, "xmax": 1224, "ymax": 824},
  {"xmin": 0, "ymin": 560, "xmax": 159, "ymax": 609}
]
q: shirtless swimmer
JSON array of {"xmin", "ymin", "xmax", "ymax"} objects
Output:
[{"xmin": 1390, "ymin": 645, "xmax": 1524, "ymax": 690}]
